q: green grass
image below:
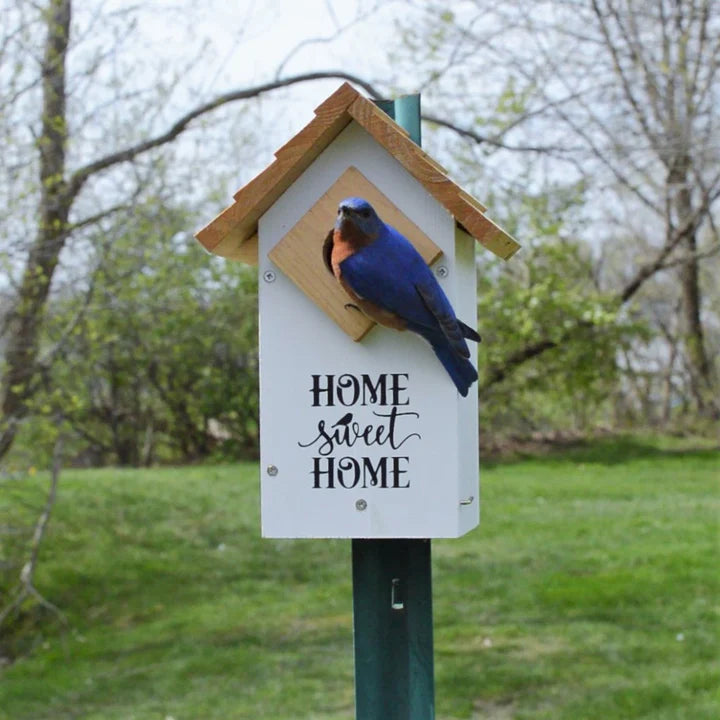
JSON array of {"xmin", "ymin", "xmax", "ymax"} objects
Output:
[{"xmin": 1, "ymin": 435, "xmax": 718, "ymax": 719}]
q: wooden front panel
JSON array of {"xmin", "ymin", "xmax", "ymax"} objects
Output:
[{"xmin": 268, "ymin": 166, "xmax": 443, "ymax": 341}]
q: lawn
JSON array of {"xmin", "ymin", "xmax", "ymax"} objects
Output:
[{"xmin": 0, "ymin": 435, "xmax": 718, "ymax": 719}]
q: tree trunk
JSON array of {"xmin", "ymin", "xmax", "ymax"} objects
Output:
[
  {"xmin": 671, "ymin": 160, "xmax": 716, "ymax": 417},
  {"xmin": 678, "ymin": 232, "xmax": 713, "ymax": 413},
  {"xmin": 0, "ymin": 35, "xmax": 379, "ymax": 460},
  {"xmin": 0, "ymin": 0, "xmax": 72, "ymax": 459}
]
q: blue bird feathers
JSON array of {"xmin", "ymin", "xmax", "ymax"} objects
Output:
[{"xmin": 323, "ymin": 197, "xmax": 481, "ymax": 397}]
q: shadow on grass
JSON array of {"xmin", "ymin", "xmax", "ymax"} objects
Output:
[{"xmin": 482, "ymin": 434, "xmax": 719, "ymax": 468}]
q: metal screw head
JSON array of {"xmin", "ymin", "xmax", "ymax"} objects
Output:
[
  {"xmin": 266, "ymin": 465, "xmax": 278, "ymax": 477},
  {"xmin": 355, "ymin": 499, "xmax": 367, "ymax": 511},
  {"xmin": 435, "ymin": 265, "xmax": 448, "ymax": 278},
  {"xmin": 263, "ymin": 270, "xmax": 276, "ymax": 283}
]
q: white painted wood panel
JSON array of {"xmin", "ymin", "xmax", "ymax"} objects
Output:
[{"xmin": 258, "ymin": 121, "xmax": 479, "ymax": 538}]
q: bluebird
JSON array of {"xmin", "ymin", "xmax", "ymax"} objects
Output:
[{"xmin": 323, "ymin": 197, "xmax": 481, "ymax": 396}]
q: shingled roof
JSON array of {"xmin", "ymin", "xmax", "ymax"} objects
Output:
[{"xmin": 195, "ymin": 82, "xmax": 520, "ymax": 263}]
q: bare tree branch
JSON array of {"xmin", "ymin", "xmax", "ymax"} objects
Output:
[
  {"xmin": 274, "ymin": 2, "xmax": 386, "ymax": 80},
  {"xmin": 479, "ymin": 338, "xmax": 560, "ymax": 393},
  {"xmin": 422, "ymin": 113, "xmax": 581, "ymax": 154},
  {"xmin": 66, "ymin": 201, "xmax": 132, "ymax": 233},
  {"xmin": 1, "ymin": 34, "xmax": 384, "ymax": 460},
  {"xmin": 67, "ymin": 72, "xmax": 384, "ymax": 199},
  {"xmin": 618, "ymin": 184, "xmax": 718, "ymax": 304},
  {"xmin": 481, "ymin": 182, "xmax": 719, "ymax": 395},
  {"xmin": 649, "ymin": 241, "xmax": 720, "ymax": 271},
  {"xmin": 0, "ymin": 437, "xmax": 68, "ymax": 630},
  {"xmin": 592, "ymin": 0, "xmax": 664, "ymax": 156}
]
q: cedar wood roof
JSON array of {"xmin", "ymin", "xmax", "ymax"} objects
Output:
[{"xmin": 195, "ymin": 82, "xmax": 520, "ymax": 263}]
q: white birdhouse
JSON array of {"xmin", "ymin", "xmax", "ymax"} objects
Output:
[{"xmin": 196, "ymin": 83, "xmax": 519, "ymax": 539}]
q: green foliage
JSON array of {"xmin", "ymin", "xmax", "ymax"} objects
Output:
[
  {"xmin": 33, "ymin": 200, "xmax": 259, "ymax": 466},
  {"xmin": 476, "ymin": 184, "xmax": 647, "ymax": 435},
  {"xmin": 0, "ymin": 436, "xmax": 717, "ymax": 718},
  {"xmin": 491, "ymin": 75, "xmax": 536, "ymax": 129}
]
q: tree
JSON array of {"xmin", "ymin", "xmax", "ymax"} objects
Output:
[
  {"xmin": 475, "ymin": 180, "xmax": 645, "ymax": 435},
  {"xmin": 589, "ymin": 0, "xmax": 719, "ymax": 416},
  {"xmin": 399, "ymin": 0, "xmax": 720, "ymax": 420},
  {"xmin": 41, "ymin": 201, "xmax": 260, "ymax": 465},
  {"xmin": 0, "ymin": 0, "xmax": 381, "ymax": 461},
  {"xmin": 0, "ymin": 0, "xmax": 390, "ymax": 649}
]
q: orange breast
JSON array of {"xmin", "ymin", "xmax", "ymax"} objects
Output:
[
  {"xmin": 331, "ymin": 234, "xmax": 357, "ymax": 279},
  {"xmin": 331, "ymin": 224, "xmax": 373, "ymax": 278}
]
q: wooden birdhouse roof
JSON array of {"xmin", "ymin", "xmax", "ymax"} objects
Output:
[{"xmin": 195, "ymin": 82, "xmax": 520, "ymax": 263}]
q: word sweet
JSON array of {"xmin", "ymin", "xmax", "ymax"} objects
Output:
[{"xmin": 298, "ymin": 373, "xmax": 421, "ymax": 490}]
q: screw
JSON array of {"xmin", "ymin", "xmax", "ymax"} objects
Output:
[
  {"xmin": 355, "ymin": 499, "xmax": 367, "ymax": 511},
  {"xmin": 266, "ymin": 465, "xmax": 278, "ymax": 477},
  {"xmin": 263, "ymin": 270, "xmax": 276, "ymax": 283},
  {"xmin": 435, "ymin": 265, "xmax": 448, "ymax": 278}
]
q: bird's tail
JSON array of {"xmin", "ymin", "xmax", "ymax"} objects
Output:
[
  {"xmin": 408, "ymin": 321, "xmax": 480, "ymax": 397},
  {"xmin": 458, "ymin": 320, "xmax": 481, "ymax": 344},
  {"xmin": 430, "ymin": 340, "xmax": 478, "ymax": 397}
]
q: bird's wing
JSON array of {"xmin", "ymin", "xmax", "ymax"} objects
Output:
[
  {"xmin": 340, "ymin": 225, "xmax": 469, "ymax": 359},
  {"xmin": 415, "ymin": 280, "xmax": 470, "ymax": 358},
  {"xmin": 340, "ymin": 249, "xmax": 426, "ymax": 321},
  {"xmin": 339, "ymin": 232, "xmax": 429, "ymax": 314}
]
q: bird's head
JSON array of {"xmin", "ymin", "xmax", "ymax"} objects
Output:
[{"xmin": 335, "ymin": 197, "xmax": 383, "ymax": 239}]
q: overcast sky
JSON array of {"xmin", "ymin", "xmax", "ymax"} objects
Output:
[
  {"xmin": 113, "ymin": 0, "xmax": 418, "ymax": 181},
  {"xmin": 131, "ymin": 0, "xmax": 407, "ymax": 106}
]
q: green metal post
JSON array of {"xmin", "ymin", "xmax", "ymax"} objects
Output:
[
  {"xmin": 393, "ymin": 94, "xmax": 422, "ymax": 146},
  {"xmin": 352, "ymin": 539, "xmax": 434, "ymax": 719},
  {"xmin": 352, "ymin": 93, "xmax": 434, "ymax": 720}
]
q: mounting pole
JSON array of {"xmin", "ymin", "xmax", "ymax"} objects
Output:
[{"xmin": 351, "ymin": 93, "xmax": 434, "ymax": 720}]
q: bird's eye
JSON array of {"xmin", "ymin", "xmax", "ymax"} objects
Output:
[{"xmin": 360, "ymin": 209, "xmax": 370, "ymax": 218}]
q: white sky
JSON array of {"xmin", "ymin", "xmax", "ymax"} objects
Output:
[
  {"xmin": 134, "ymin": 0, "xmax": 406, "ymax": 102},
  {"xmin": 116, "ymin": 0, "xmax": 416, "ymax": 185}
]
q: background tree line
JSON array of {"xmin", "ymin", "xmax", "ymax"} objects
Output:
[
  {"xmin": 1, "ymin": 0, "xmax": 717, "ymax": 643},
  {"xmin": 0, "ymin": 0, "xmax": 717, "ymax": 472}
]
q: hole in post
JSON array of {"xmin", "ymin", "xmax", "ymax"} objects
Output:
[{"xmin": 391, "ymin": 578, "xmax": 404, "ymax": 611}]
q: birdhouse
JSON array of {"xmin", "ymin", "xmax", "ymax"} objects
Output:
[{"xmin": 196, "ymin": 83, "xmax": 519, "ymax": 539}]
